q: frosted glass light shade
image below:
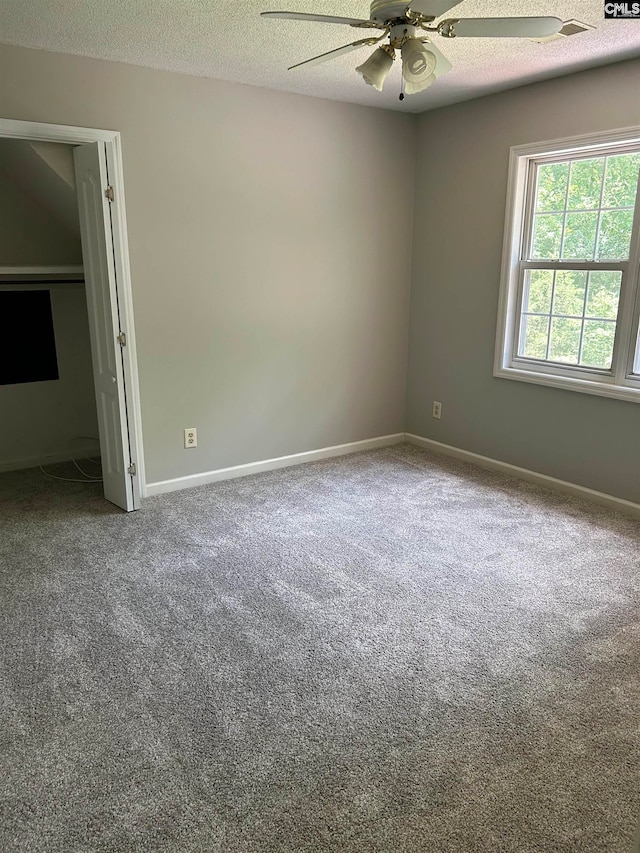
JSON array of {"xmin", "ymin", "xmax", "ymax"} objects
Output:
[
  {"xmin": 404, "ymin": 71, "xmax": 436, "ymax": 95},
  {"xmin": 356, "ymin": 48, "xmax": 394, "ymax": 92},
  {"xmin": 401, "ymin": 39, "xmax": 437, "ymax": 94}
]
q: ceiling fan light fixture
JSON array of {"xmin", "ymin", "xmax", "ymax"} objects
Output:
[
  {"xmin": 356, "ymin": 46, "xmax": 395, "ymax": 92},
  {"xmin": 401, "ymin": 38, "xmax": 437, "ymax": 94}
]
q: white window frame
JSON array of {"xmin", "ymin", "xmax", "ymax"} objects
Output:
[{"xmin": 494, "ymin": 125, "xmax": 640, "ymax": 404}]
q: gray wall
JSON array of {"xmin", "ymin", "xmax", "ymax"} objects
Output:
[
  {"xmin": 407, "ymin": 58, "xmax": 640, "ymax": 504},
  {"xmin": 0, "ymin": 44, "xmax": 415, "ymax": 485},
  {"xmin": 0, "ymin": 163, "xmax": 81, "ymax": 265}
]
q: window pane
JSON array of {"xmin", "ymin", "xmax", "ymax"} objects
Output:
[
  {"xmin": 548, "ymin": 317, "xmax": 582, "ymax": 364},
  {"xmin": 561, "ymin": 212, "xmax": 598, "ymax": 259},
  {"xmin": 531, "ymin": 213, "xmax": 563, "ymax": 259},
  {"xmin": 524, "ymin": 269, "xmax": 553, "ymax": 313},
  {"xmin": 520, "ymin": 315, "xmax": 549, "ymax": 360},
  {"xmin": 580, "ymin": 320, "xmax": 616, "ymax": 369},
  {"xmin": 552, "ymin": 270, "xmax": 587, "ymax": 316},
  {"xmin": 535, "ymin": 162, "xmax": 569, "ymax": 212},
  {"xmin": 596, "ymin": 209, "xmax": 635, "ymax": 259},
  {"xmin": 567, "ymin": 158, "xmax": 604, "ymax": 210},
  {"xmin": 602, "ymin": 153, "xmax": 640, "ymax": 209},
  {"xmin": 585, "ymin": 271, "xmax": 622, "ymax": 320}
]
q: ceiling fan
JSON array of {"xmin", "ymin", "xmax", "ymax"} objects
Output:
[{"xmin": 261, "ymin": 1, "xmax": 562, "ymax": 98}]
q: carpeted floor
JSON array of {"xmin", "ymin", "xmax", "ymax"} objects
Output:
[{"xmin": 1, "ymin": 444, "xmax": 639, "ymax": 852}]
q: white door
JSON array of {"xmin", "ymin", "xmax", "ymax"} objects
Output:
[{"xmin": 74, "ymin": 141, "xmax": 134, "ymax": 511}]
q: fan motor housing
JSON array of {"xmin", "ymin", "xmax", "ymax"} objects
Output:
[
  {"xmin": 369, "ymin": 1, "xmax": 412, "ymax": 24},
  {"xmin": 390, "ymin": 22, "xmax": 417, "ymax": 45}
]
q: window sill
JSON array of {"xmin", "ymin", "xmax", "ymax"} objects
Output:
[{"xmin": 494, "ymin": 364, "xmax": 640, "ymax": 403}]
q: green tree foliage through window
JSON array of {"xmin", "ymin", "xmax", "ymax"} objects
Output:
[
  {"xmin": 530, "ymin": 152, "xmax": 640, "ymax": 262},
  {"xmin": 520, "ymin": 270, "xmax": 621, "ymax": 369}
]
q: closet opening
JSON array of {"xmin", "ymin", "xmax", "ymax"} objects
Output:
[{"xmin": 0, "ymin": 122, "xmax": 144, "ymax": 511}]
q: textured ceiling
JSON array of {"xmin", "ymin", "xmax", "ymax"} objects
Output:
[{"xmin": 1, "ymin": 1, "xmax": 640, "ymax": 112}]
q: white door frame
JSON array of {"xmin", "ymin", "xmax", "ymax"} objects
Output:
[{"xmin": 0, "ymin": 118, "xmax": 145, "ymax": 506}]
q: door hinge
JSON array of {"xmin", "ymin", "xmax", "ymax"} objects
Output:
[
  {"xmin": 128, "ymin": 463, "xmax": 137, "ymax": 476},
  {"xmin": 117, "ymin": 331, "xmax": 126, "ymax": 346},
  {"xmin": 105, "ymin": 185, "xmax": 115, "ymax": 202}
]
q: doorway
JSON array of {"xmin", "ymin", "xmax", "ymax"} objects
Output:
[{"xmin": 0, "ymin": 120, "xmax": 144, "ymax": 511}]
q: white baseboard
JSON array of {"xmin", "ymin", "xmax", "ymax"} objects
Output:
[
  {"xmin": 0, "ymin": 442, "xmax": 100, "ymax": 474},
  {"xmin": 145, "ymin": 433, "xmax": 405, "ymax": 497},
  {"xmin": 144, "ymin": 430, "xmax": 639, "ymax": 517},
  {"xmin": 406, "ymin": 433, "xmax": 640, "ymax": 518}
]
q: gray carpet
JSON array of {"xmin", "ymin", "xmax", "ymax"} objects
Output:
[{"xmin": 1, "ymin": 444, "xmax": 639, "ymax": 852}]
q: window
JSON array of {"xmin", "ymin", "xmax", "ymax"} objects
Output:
[{"xmin": 495, "ymin": 128, "xmax": 640, "ymax": 403}]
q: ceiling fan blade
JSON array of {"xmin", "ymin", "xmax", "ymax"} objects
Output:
[
  {"xmin": 409, "ymin": 0, "xmax": 463, "ymax": 18},
  {"xmin": 288, "ymin": 38, "xmax": 380, "ymax": 70},
  {"xmin": 261, "ymin": 11, "xmax": 382, "ymax": 28},
  {"xmin": 447, "ymin": 16, "xmax": 563, "ymax": 38}
]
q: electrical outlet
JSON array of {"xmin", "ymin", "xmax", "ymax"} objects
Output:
[
  {"xmin": 184, "ymin": 428, "xmax": 197, "ymax": 448},
  {"xmin": 432, "ymin": 401, "xmax": 442, "ymax": 419}
]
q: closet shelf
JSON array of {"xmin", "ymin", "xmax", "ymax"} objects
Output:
[{"xmin": 0, "ymin": 266, "xmax": 84, "ymax": 285}]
